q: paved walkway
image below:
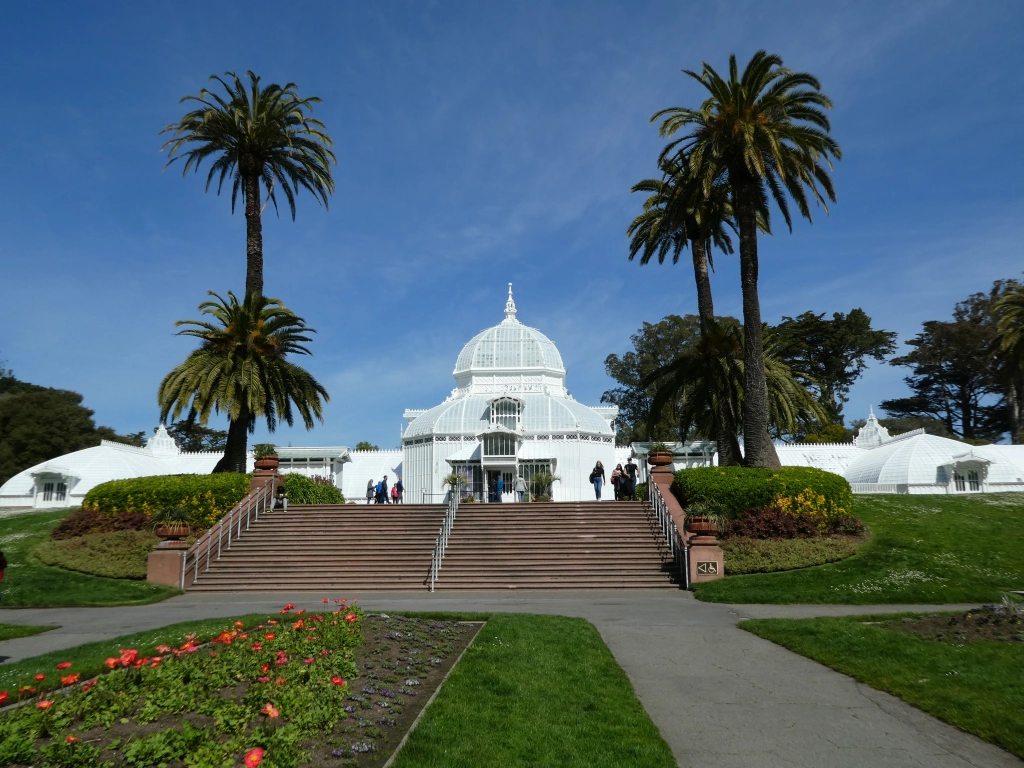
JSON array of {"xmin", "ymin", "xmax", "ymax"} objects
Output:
[{"xmin": 1, "ymin": 591, "xmax": 1019, "ymax": 768}]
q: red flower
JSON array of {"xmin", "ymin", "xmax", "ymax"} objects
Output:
[
  {"xmin": 345, "ymin": 613, "xmax": 357, "ymax": 623},
  {"xmin": 155, "ymin": 645, "xmax": 171, "ymax": 653},
  {"xmin": 18, "ymin": 686, "xmax": 36, "ymax": 694},
  {"xmin": 261, "ymin": 663, "xmax": 270, "ymax": 673},
  {"xmin": 209, "ymin": 652, "xmax": 216, "ymax": 657},
  {"xmin": 0, "ymin": 692, "xmax": 8, "ymax": 705},
  {"xmin": 303, "ymin": 657, "xmax": 315, "ymax": 665},
  {"xmin": 267, "ymin": 619, "xmax": 279, "ymax": 625},
  {"xmin": 334, "ymin": 599, "xmax": 340, "ymax": 604},
  {"xmin": 331, "ymin": 676, "xmax": 346, "ymax": 687},
  {"xmin": 280, "ymin": 603, "xmax": 296, "ymax": 613},
  {"xmin": 56, "ymin": 662, "xmax": 72, "ymax": 670},
  {"xmin": 341, "ymin": 598, "xmax": 347, "ymax": 603},
  {"xmin": 257, "ymin": 676, "xmax": 270, "ymax": 683},
  {"xmin": 36, "ymin": 700, "xmax": 53, "ymax": 710},
  {"xmin": 61, "ymin": 673, "xmax": 80, "ymax": 686},
  {"xmin": 275, "ymin": 656, "xmax": 288, "ymax": 665},
  {"xmin": 119, "ymin": 649, "xmax": 139, "ymax": 667},
  {"xmin": 244, "ymin": 747, "xmax": 265, "ymax": 768},
  {"xmin": 150, "ymin": 658, "xmax": 162, "ymax": 668},
  {"xmin": 321, "ymin": 599, "xmax": 329, "ymax": 604},
  {"xmin": 104, "ymin": 657, "xmax": 119, "ymax": 669},
  {"xmin": 294, "ymin": 608, "xmax": 306, "ymax": 616},
  {"xmin": 320, "ymin": 649, "xmax": 329, "ymax": 656},
  {"xmin": 34, "ymin": 674, "xmax": 46, "ymax": 682},
  {"xmin": 292, "ymin": 620, "xmax": 304, "ymax": 630},
  {"xmin": 264, "ymin": 633, "xmax": 276, "ymax": 640},
  {"xmin": 260, "ymin": 702, "xmax": 280, "ymax": 718},
  {"xmin": 275, "ymin": 677, "xmax": 286, "ymax": 685},
  {"xmin": 81, "ymin": 679, "xmax": 97, "ymax": 693},
  {"xmin": 234, "ymin": 621, "xmax": 245, "ymax": 628},
  {"xmin": 252, "ymin": 642, "xmax": 263, "ymax": 652}
]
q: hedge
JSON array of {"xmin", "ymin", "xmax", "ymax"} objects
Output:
[
  {"xmin": 671, "ymin": 466, "xmax": 853, "ymax": 524},
  {"xmin": 282, "ymin": 473, "xmax": 344, "ymax": 505},
  {"xmin": 82, "ymin": 474, "xmax": 251, "ymax": 530},
  {"xmin": 34, "ymin": 530, "xmax": 159, "ymax": 580}
]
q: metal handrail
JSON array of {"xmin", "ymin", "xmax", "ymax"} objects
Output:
[
  {"xmin": 180, "ymin": 480, "xmax": 276, "ymax": 589},
  {"xmin": 647, "ymin": 481, "xmax": 690, "ymax": 589},
  {"xmin": 428, "ymin": 489, "xmax": 459, "ymax": 592}
]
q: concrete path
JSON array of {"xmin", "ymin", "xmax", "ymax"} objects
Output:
[{"xmin": 1, "ymin": 591, "xmax": 1019, "ymax": 768}]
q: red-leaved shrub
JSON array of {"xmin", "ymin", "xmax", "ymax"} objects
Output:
[
  {"xmin": 725, "ymin": 506, "xmax": 818, "ymax": 539},
  {"xmin": 51, "ymin": 509, "xmax": 150, "ymax": 540}
]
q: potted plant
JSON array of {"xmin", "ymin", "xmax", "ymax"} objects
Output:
[
  {"xmin": 152, "ymin": 506, "xmax": 191, "ymax": 540},
  {"xmin": 528, "ymin": 471, "xmax": 560, "ymax": 501},
  {"xmin": 647, "ymin": 442, "xmax": 673, "ymax": 467},
  {"xmin": 684, "ymin": 501, "xmax": 728, "ymax": 536},
  {"xmin": 253, "ymin": 443, "xmax": 279, "ymax": 472}
]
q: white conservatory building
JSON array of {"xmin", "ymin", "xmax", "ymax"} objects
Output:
[{"xmin": 400, "ymin": 286, "xmax": 618, "ymax": 503}]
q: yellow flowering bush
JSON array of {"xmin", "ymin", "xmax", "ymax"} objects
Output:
[{"xmin": 83, "ymin": 475, "xmax": 251, "ymax": 531}]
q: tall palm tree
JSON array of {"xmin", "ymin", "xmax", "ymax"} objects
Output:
[
  {"xmin": 628, "ymin": 156, "xmax": 740, "ymax": 462},
  {"xmin": 653, "ymin": 51, "xmax": 841, "ymax": 468},
  {"xmin": 994, "ymin": 284, "xmax": 1024, "ymax": 443},
  {"xmin": 161, "ymin": 71, "xmax": 336, "ymax": 298},
  {"xmin": 644, "ymin": 318, "xmax": 824, "ymax": 452},
  {"xmin": 158, "ymin": 291, "xmax": 329, "ymax": 473}
]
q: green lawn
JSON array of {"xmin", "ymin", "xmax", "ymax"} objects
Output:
[
  {"xmin": 0, "ymin": 509, "xmax": 178, "ymax": 607},
  {"xmin": 392, "ymin": 613, "xmax": 676, "ymax": 768},
  {"xmin": 0, "ymin": 623, "xmax": 57, "ymax": 642},
  {"xmin": 741, "ymin": 614, "xmax": 1024, "ymax": 759},
  {"xmin": 696, "ymin": 494, "xmax": 1024, "ymax": 603}
]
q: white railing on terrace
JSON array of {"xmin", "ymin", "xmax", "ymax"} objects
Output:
[
  {"xmin": 428, "ymin": 490, "xmax": 459, "ymax": 592},
  {"xmin": 180, "ymin": 481, "xmax": 276, "ymax": 589},
  {"xmin": 647, "ymin": 482, "xmax": 689, "ymax": 589}
]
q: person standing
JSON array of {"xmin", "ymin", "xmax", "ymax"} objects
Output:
[
  {"xmin": 611, "ymin": 464, "xmax": 623, "ymax": 501},
  {"xmin": 590, "ymin": 461, "xmax": 606, "ymax": 500},
  {"xmin": 395, "ymin": 477, "xmax": 404, "ymax": 504},
  {"xmin": 381, "ymin": 475, "xmax": 390, "ymax": 504},
  {"xmin": 495, "ymin": 474, "xmax": 504, "ymax": 502},
  {"xmin": 513, "ymin": 474, "xmax": 528, "ymax": 502},
  {"xmin": 366, "ymin": 479, "xmax": 375, "ymax": 505},
  {"xmin": 390, "ymin": 483, "xmax": 399, "ymax": 504},
  {"xmin": 624, "ymin": 458, "xmax": 639, "ymax": 500},
  {"xmin": 375, "ymin": 479, "xmax": 384, "ymax": 504}
]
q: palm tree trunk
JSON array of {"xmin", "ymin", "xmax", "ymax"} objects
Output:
[
  {"xmin": 1009, "ymin": 378, "xmax": 1023, "ymax": 444},
  {"xmin": 244, "ymin": 171, "xmax": 264, "ymax": 298},
  {"xmin": 733, "ymin": 176, "xmax": 781, "ymax": 469},
  {"xmin": 692, "ymin": 239, "xmax": 737, "ymax": 466},
  {"xmin": 213, "ymin": 404, "xmax": 250, "ymax": 474}
]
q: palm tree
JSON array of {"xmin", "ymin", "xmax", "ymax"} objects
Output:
[
  {"xmin": 653, "ymin": 51, "xmax": 841, "ymax": 468},
  {"xmin": 994, "ymin": 284, "xmax": 1024, "ymax": 443},
  {"xmin": 627, "ymin": 154, "xmax": 735, "ymax": 322},
  {"xmin": 161, "ymin": 71, "xmax": 336, "ymax": 298},
  {"xmin": 644, "ymin": 318, "xmax": 824, "ymax": 456},
  {"xmin": 158, "ymin": 291, "xmax": 329, "ymax": 473}
]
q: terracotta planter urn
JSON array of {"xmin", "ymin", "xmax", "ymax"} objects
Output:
[
  {"xmin": 254, "ymin": 456, "xmax": 280, "ymax": 472},
  {"xmin": 685, "ymin": 517, "xmax": 720, "ymax": 535},
  {"xmin": 647, "ymin": 451, "xmax": 673, "ymax": 467},
  {"xmin": 155, "ymin": 523, "xmax": 191, "ymax": 541}
]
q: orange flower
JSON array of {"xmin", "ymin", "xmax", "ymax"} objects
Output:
[
  {"xmin": 345, "ymin": 613, "xmax": 357, "ymax": 623},
  {"xmin": 18, "ymin": 686, "xmax": 36, "ymax": 694},
  {"xmin": 0, "ymin": 692, "xmax": 8, "ymax": 705},
  {"xmin": 267, "ymin": 619, "xmax": 279, "ymax": 625},
  {"xmin": 321, "ymin": 599, "xmax": 329, "ymax": 604},
  {"xmin": 56, "ymin": 662, "xmax": 72, "ymax": 670},
  {"xmin": 294, "ymin": 608, "xmax": 306, "ymax": 616},
  {"xmin": 280, "ymin": 603, "xmax": 296, "ymax": 613},
  {"xmin": 244, "ymin": 747, "xmax": 265, "ymax": 767},
  {"xmin": 275, "ymin": 677, "xmax": 286, "ymax": 685},
  {"xmin": 331, "ymin": 676, "xmax": 346, "ymax": 687},
  {"xmin": 150, "ymin": 658, "xmax": 162, "ymax": 668},
  {"xmin": 36, "ymin": 700, "xmax": 53, "ymax": 710},
  {"xmin": 155, "ymin": 645, "xmax": 171, "ymax": 653},
  {"xmin": 234, "ymin": 621, "xmax": 245, "ymax": 628},
  {"xmin": 264, "ymin": 633, "xmax": 276, "ymax": 640},
  {"xmin": 340, "ymin": 598, "xmax": 347, "ymax": 603},
  {"xmin": 61, "ymin": 674, "xmax": 80, "ymax": 686},
  {"xmin": 260, "ymin": 702, "xmax": 280, "ymax": 718},
  {"xmin": 261, "ymin": 663, "xmax": 271, "ymax": 673},
  {"xmin": 104, "ymin": 657, "xmax": 119, "ymax": 669},
  {"xmin": 119, "ymin": 649, "xmax": 139, "ymax": 667},
  {"xmin": 34, "ymin": 674, "xmax": 46, "ymax": 682},
  {"xmin": 292, "ymin": 620, "xmax": 304, "ymax": 630},
  {"xmin": 65, "ymin": 735, "xmax": 79, "ymax": 744}
]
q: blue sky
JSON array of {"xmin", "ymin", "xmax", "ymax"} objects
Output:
[{"xmin": 1, "ymin": 1, "xmax": 1022, "ymax": 448}]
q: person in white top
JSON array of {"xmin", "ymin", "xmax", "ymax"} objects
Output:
[{"xmin": 513, "ymin": 474, "xmax": 529, "ymax": 502}]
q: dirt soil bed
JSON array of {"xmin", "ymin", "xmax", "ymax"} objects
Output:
[
  {"xmin": 9, "ymin": 614, "xmax": 481, "ymax": 768},
  {"xmin": 884, "ymin": 604, "xmax": 1024, "ymax": 643}
]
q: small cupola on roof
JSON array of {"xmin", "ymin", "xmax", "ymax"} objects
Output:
[{"xmin": 452, "ymin": 284, "xmax": 567, "ymax": 396}]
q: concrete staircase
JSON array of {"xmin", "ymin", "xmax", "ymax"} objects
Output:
[
  {"xmin": 434, "ymin": 501, "xmax": 678, "ymax": 590},
  {"xmin": 184, "ymin": 500, "xmax": 679, "ymax": 592},
  {"xmin": 185, "ymin": 504, "xmax": 446, "ymax": 592}
]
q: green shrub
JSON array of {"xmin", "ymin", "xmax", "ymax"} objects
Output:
[
  {"xmin": 721, "ymin": 536, "xmax": 862, "ymax": 575},
  {"xmin": 672, "ymin": 466, "xmax": 853, "ymax": 524},
  {"xmin": 34, "ymin": 530, "xmax": 159, "ymax": 579},
  {"xmin": 83, "ymin": 474, "xmax": 251, "ymax": 530},
  {"xmin": 282, "ymin": 473, "xmax": 344, "ymax": 505}
]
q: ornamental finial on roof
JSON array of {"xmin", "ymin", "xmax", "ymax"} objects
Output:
[{"xmin": 504, "ymin": 282, "xmax": 518, "ymax": 323}]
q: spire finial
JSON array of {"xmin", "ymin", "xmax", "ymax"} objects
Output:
[{"xmin": 504, "ymin": 282, "xmax": 517, "ymax": 322}]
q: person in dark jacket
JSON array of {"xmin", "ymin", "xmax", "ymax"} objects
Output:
[
  {"xmin": 589, "ymin": 462, "xmax": 606, "ymax": 500},
  {"xmin": 624, "ymin": 458, "xmax": 639, "ymax": 500}
]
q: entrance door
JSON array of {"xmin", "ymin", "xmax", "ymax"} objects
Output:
[{"xmin": 486, "ymin": 469, "xmax": 514, "ymax": 502}]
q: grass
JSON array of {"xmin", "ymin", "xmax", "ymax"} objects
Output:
[
  {"xmin": 34, "ymin": 529, "xmax": 158, "ymax": 579},
  {"xmin": 721, "ymin": 536, "xmax": 862, "ymax": 575},
  {"xmin": 0, "ymin": 624, "xmax": 57, "ymax": 642},
  {"xmin": 0, "ymin": 509, "xmax": 178, "ymax": 607},
  {"xmin": 392, "ymin": 613, "xmax": 676, "ymax": 767},
  {"xmin": 741, "ymin": 614, "xmax": 1024, "ymax": 759},
  {"xmin": 696, "ymin": 494, "xmax": 1024, "ymax": 603},
  {"xmin": 0, "ymin": 614, "xmax": 272, "ymax": 697}
]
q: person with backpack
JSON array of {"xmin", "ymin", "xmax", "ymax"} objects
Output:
[
  {"xmin": 375, "ymin": 479, "xmax": 384, "ymax": 504},
  {"xmin": 495, "ymin": 475, "xmax": 504, "ymax": 502},
  {"xmin": 381, "ymin": 475, "xmax": 390, "ymax": 504},
  {"xmin": 589, "ymin": 461, "xmax": 606, "ymax": 500}
]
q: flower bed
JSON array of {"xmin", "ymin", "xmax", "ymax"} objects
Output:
[{"xmin": 0, "ymin": 603, "xmax": 480, "ymax": 767}]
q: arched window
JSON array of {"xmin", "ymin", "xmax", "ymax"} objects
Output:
[{"xmin": 490, "ymin": 398, "xmax": 521, "ymax": 431}]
